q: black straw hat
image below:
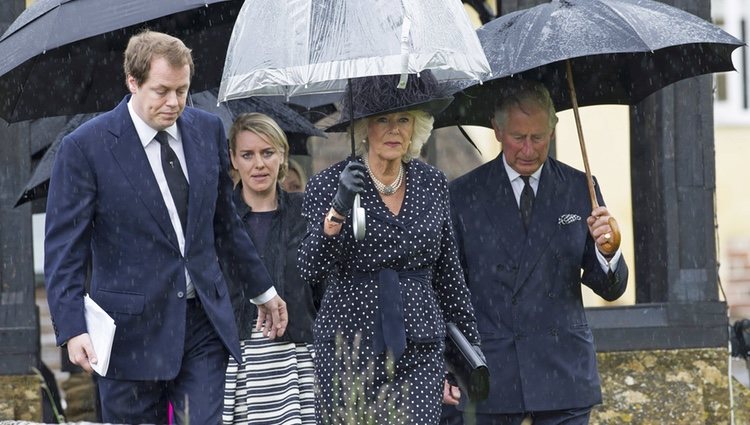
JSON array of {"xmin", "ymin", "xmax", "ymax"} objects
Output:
[{"xmin": 326, "ymin": 71, "xmax": 454, "ymax": 132}]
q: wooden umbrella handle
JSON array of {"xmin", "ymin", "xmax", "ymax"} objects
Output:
[{"xmin": 565, "ymin": 60, "xmax": 621, "ymax": 254}]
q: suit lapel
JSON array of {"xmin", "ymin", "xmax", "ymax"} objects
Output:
[
  {"xmin": 481, "ymin": 156, "xmax": 526, "ymax": 261},
  {"xmin": 178, "ymin": 111, "xmax": 210, "ymax": 248},
  {"xmin": 107, "ymin": 100, "xmax": 179, "ymax": 248},
  {"xmin": 514, "ymin": 159, "xmax": 566, "ymax": 292}
]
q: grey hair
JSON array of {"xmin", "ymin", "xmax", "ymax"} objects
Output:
[
  {"xmin": 350, "ymin": 110, "xmax": 433, "ymax": 162},
  {"xmin": 493, "ymin": 80, "xmax": 559, "ymax": 131}
]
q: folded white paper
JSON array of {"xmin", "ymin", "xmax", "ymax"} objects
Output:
[{"xmin": 84, "ymin": 294, "xmax": 116, "ymax": 376}]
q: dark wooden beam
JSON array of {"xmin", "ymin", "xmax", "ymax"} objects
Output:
[{"xmin": 0, "ymin": 0, "xmax": 40, "ymax": 376}]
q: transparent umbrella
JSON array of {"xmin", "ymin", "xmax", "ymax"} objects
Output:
[{"xmin": 219, "ymin": 0, "xmax": 490, "ymax": 239}]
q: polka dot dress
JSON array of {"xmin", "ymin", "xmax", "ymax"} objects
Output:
[{"xmin": 299, "ymin": 157, "xmax": 479, "ymax": 424}]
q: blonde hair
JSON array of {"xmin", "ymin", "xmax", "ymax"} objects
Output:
[
  {"xmin": 228, "ymin": 113, "xmax": 289, "ymax": 181},
  {"xmin": 124, "ymin": 30, "xmax": 194, "ymax": 87},
  {"xmin": 287, "ymin": 158, "xmax": 307, "ymax": 187},
  {"xmin": 350, "ymin": 110, "xmax": 433, "ymax": 162}
]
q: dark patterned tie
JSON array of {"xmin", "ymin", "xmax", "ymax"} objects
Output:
[
  {"xmin": 154, "ymin": 131, "xmax": 189, "ymax": 231},
  {"xmin": 520, "ymin": 175, "xmax": 534, "ymax": 232}
]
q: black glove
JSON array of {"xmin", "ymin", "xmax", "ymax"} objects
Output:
[
  {"xmin": 331, "ymin": 161, "xmax": 367, "ymax": 215},
  {"xmin": 472, "ymin": 344, "xmax": 486, "ymax": 363}
]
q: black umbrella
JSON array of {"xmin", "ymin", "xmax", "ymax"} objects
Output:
[
  {"xmin": 15, "ymin": 90, "xmax": 324, "ymax": 206},
  {"xmin": 15, "ymin": 113, "xmax": 96, "ymax": 206},
  {"xmin": 433, "ymin": 0, "xmax": 744, "ymax": 252},
  {"xmin": 435, "ymin": 0, "xmax": 744, "ymax": 128},
  {"xmin": 0, "ymin": 0, "xmax": 243, "ymax": 123},
  {"xmin": 189, "ymin": 89, "xmax": 326, "ymax": 155}
]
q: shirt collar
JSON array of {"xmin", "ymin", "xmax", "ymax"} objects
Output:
[
  {"xmin": 127, "ymin": 100, "xmax": 179, "ymax": 148},
  {"xmin": 501, "ymin": 152, "xmax": 544, "ymax": 183}
]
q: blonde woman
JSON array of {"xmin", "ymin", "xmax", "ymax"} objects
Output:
[
  {"xmin": 222, "ymin": 113, "xmax": 318, "ymax": 425},
  {"xmin": 299, "ymin": 72, "xmax": 481, "ymax": 424}
]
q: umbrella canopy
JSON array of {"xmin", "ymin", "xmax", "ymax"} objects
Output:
[
  {"xmin": 434, "ymin": 0, "xmax": 744, "ymax": 128},
  {"xmin": 0, "ymin": 0, "xmax": 243, "ymax": 123},
  {"xmin": 15, "ymin": 113, "xmax": 95, "ymax": 206},
  {"xmin": 189, "ymin": 89, "xmax": 326, "ymax": 146},
  {"xmin": 218, "ymin": 0, "xmax": 490, "ymax": 241},
  {"xmin": 15, "ymin": 89, "xmax": 324, "ymax": 206},
  {"xmin": 218, "ymin": 0, "xmax": 490, "ymax": 105}
]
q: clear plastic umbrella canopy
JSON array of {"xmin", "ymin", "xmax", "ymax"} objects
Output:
[{"xmin": 218, "ymin": 0, "xmax": 491, "ymax": 104}]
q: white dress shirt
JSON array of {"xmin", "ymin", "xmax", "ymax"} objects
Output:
[{"xmin": 501, "ymin": 155, "xmax": 621, "ymax": 271}]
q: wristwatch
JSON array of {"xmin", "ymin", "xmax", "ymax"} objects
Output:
[{"xmin": 326, "ymin": 209, "xmax": 345, "ymax": 224}]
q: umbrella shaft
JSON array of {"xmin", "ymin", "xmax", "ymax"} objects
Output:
[{"xmin": 565, "ymin": 60, "xmax": 599, "ymax": 210}]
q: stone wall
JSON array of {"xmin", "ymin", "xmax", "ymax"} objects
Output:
[
  {"xmin": 3, "ymin": 349, "xmax": 749, "ymax": 424},
  {"xmin": 594, "ymin": 348, "xmax": 750, "ymax": 424},
  {"xmin": 0, "ymin": 375, "xmax": 41, "ymax": 422}
]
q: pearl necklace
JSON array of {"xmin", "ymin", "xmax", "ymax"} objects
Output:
[{"xmin": 363, "ymin": 156, "xmax": 404, "ymax": 196}]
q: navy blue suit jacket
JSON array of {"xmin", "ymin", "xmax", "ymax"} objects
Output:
[
  {"xmin": 449, "ymin": 155, "xmax": 628, "ymax": 413},
  {"xmin": 44, "ymin": 97, "xmax": 274, "ymax": 380}
]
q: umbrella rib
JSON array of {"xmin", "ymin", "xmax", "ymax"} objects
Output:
[
  {"xmin": 596, "ymin": 1, "xmax": 654, "ymax": 52},
  {"xmin": 7, "ymin": 54, "xmax": 42, "ymax": 122}
]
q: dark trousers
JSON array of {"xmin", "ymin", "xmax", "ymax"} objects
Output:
[
  {"xmin": 442, "ymin": 405, "xmax": 592, "ymax": 425},
  {"xmin": 98, "ymin": 298, "xmax": 229, "ymax": 425}
]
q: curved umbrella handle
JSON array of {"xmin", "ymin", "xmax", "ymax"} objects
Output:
[
  {"xmin": 565, "ymin": 60, "xmax": 621, "ymax": 254},
  {"xmin": 352, "ymin": 194, "xmax": 366, "ymax": 240}
]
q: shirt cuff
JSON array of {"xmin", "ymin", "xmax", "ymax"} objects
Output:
[
  {"xmin": 596, "ymin": 248, "xmax": 622, "ymax": 273},
  {"xmin": 250, "ymin": 286, "xmax": 277, "ymax": 305}
]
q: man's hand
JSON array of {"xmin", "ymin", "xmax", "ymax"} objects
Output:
[
  {"xmin": 586, "ymin": 206, "xmax": 619, "ymax": 256},
  {"xmin": 67, "ymin": 333, "xmax": 97, "ymax": 374},
  {"xmin": 255, "ymin": 294, "xmax": 288, "ymax": 339},
  {"xmin": 442, "ymin": 379, "xmax": 461, "ymax": 405}
]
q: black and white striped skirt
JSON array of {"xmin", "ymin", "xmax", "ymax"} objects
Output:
[{"xmin": 223, "ymin": 332, "xmax": 315, "ymax": 425}]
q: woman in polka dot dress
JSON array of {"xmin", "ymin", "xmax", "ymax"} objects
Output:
[{"xmin": 299, "ymin": 72, "xmax": 480, "ymax": 424}]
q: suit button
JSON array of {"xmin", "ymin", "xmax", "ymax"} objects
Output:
[
  {"xmin": 511, "ymin": 297, "xmax": 518, "ymax": 305},
  {"xmin": 548, "ymin": 292, "xmax": 554, "ymax": 298},
  {"xmin": 177, "ymin": 291, "xmax": 184, "ymax": 298}
]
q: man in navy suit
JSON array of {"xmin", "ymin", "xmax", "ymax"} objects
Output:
[
  {"xmin": 447, "ymin": 80, "xmax": 628, "ymax": 425},
  {"xmin": 44, "ymin": 30, "xmax": 288, "ymax": 424}
]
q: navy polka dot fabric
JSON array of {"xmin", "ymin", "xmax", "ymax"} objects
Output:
[{"xmin": 299, "ymin": 157, "xmax": 479, "ymax": 423}]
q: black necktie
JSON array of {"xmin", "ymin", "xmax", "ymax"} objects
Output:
[
  {"xmin": 520, "ymin": 175, "xmax": 534, "ymax": 232},
  {"xmin": 155, "ymin": 131, "xmax": 189, "ymax": 231}
]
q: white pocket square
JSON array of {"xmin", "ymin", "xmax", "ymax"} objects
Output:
[{"xmin": 558, "ymin": 214, "xmax": 581, "ymax": 225}]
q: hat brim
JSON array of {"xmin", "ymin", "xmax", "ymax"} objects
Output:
[{"xmin": 326, "ymin": 96, "xmax": 454, "ymax": 133}]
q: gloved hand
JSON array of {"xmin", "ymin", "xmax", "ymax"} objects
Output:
[
  {"xmin": 472, "ymin": 344, "xmax": 487, "ymax": 363},
  {"xmin": 331, "ymin": 161, "xmax": 367, "ymax": 215}
]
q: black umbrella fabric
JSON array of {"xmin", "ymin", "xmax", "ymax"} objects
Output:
[
  {"xmin": 190, "ymin": 89, "xmax": 325, "ymax": 153},
  {"xmin": 15, "ymin": 90, "xmax": 324, "ymax": 206},
  {"xmin": 435, "ymin": 0, "xmax": 744, "ymax": 128},
  {"xmin": 15, "ymin": 113, "xmax": 96, "ymax": 206},
  {"xmin": 0, "ymin": 0, "xmax": 243, "ymax": 123}
]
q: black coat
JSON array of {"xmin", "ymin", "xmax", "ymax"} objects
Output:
[{"xmin": 224, "ymin": 184, "xmax": 319, "ymax": 343}]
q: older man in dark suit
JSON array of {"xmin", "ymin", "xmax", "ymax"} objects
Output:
[
  {"xmin": 447, "ymin": 80, "xmax": 628, "ymax": 425},
  {"xmin": 44, "ymin": 30, "xmax": 287, "ymax": 425}
]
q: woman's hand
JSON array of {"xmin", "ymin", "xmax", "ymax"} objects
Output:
[
  {"xmin": 331, "ymin": 161, "xmax": 367, "ymax": 215},
  {"xmin": 443, "ymin": 379, "xmax": 461, "ymax": 405}
]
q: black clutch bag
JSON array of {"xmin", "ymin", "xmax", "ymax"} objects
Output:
[{"xmin": 445, "ymin": 322, "xmax": 490, "ymax": 401}]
